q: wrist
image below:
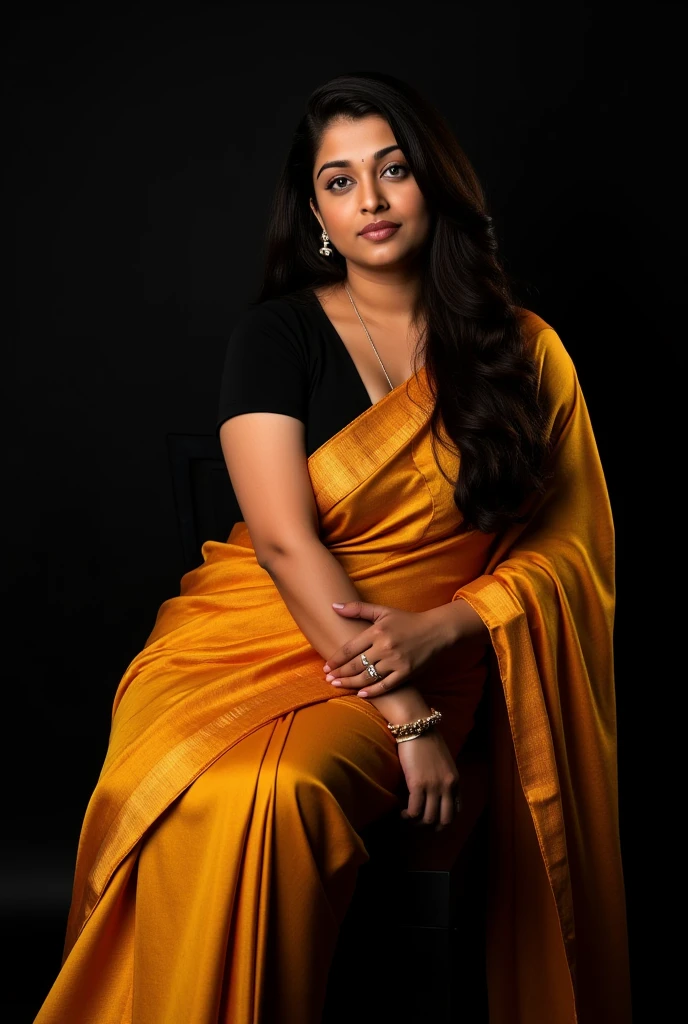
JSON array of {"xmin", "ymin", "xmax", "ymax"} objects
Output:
[
  {"xmin": 425, "ymin": 598, "xmax": 490, "ymax": 648},
  {"xmin": 367, "ymin": 686, "xmax": 432, "ymax": 725}
]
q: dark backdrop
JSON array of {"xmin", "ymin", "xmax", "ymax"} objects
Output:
[{"xmin": 4, "ymin": 3, "xmax": 680, "ymax": 1019}]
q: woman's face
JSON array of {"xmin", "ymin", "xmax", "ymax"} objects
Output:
[{"xmin": 310, "ymin": 115, "xmax": 431, "ymax": 271}]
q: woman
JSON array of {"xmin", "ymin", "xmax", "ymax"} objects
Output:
[{"xmin": 36, "ymin": 72, "xmax": 630, "ymax": 1023}]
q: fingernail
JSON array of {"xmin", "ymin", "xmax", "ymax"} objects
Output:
[
  {"xmin": 323, "ymin": 664, "xmax": 330, "ymax": 672},
  {"xmin": 332, "ymin": 603, "xmax": 345, "ymax": 609},
  {"xmin": 325, "ymin": 674, "xmax": 334, "ymax": 681},
  {"xmin": 331, "ymin": 681, "xmax": 341, "ymax": 687},
  {"xmin": 358, "ymin": 690, "xmax": 368, "ymax": 698}
]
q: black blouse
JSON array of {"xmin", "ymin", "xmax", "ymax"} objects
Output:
[{"xmin": 216, "ymin": 290, "xmax": 374, "ymax": 457}]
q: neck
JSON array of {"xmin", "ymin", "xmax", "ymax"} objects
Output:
[{"xmin": 344, "ymin": 262, "xmax": 422, "ymax": 320}]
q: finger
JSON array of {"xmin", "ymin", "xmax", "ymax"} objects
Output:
[
  {"xmin": 332, "ymin": 667, "xmax": 398, "ymax": 692},
  {"xmin": 329, "ymin": 655, "xmax": 394, "ymax": 691},
  {"xmin": 332, "ymin": 648, "xmax": 404, "ymax": 686},
  {"xmin": 329, "ymin": 671, "xmax": 369, "ymax": 690},
  {"xmin": 400, "ymin": 786, "xmax": 425, "ymax": 822},
  {"xmin": 326, "ymin": 652, "xmax": 374, "ymax": 681},
  {"xmin": 420, "ymin": 789, "xmax": 440, "ymax": 828},
  {"xmin": 322, "ymin": 631, "xmax": 375, "ymax": 673},
  {"xmin": 437, "ymin": 790, "xmax": 456, "ymax": 830},
  {"xmin": 356, "ymin": 669, "xmax": 403, "ymax": 698},
  {"xmin": 331, "ymin": 601, "xmax": 386, "ymax": 623}
]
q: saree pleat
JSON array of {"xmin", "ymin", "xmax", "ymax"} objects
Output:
[{"xmin": 35, "ymin": 311, "xmax": 630, "ymax": 1023}]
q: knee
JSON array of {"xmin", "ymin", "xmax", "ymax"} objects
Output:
[
  {"xmin": 274, "ymin": 749, "xmax": 359, "ymax": 839},
  {"xmin": 275, "ymin": 751, "xmax": 339, "ymax": 813}
]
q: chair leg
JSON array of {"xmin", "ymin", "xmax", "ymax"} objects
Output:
[
  {"xmin": 322, "ymin": 810, "xmax": 490, "ymax": 1024},
  {"xmin": 322, "ymin": 876, "xmax": 453, "ymax": 1024}
]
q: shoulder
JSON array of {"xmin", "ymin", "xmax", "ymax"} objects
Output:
[
  {"xmin": 516, "ymin": 308, "xmax": 580, "ymax": 439},
  {"xmin": 231, "ymin": 291, "xmax": 319, "ymax": 339},
  {"xmin": 517, "ymin": 308, "xmax": 568, "ymax": 365},
  {"xmin": 217, "ymin": 295, "xmax": 317, "ymax": 428},
  {"xmin": 517, "ymin": 308, "xmax": 577, "ymax": 396}
]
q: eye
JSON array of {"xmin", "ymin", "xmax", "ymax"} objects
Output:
[
  {"xmin": 325, "ymin": 175, "xmax": 353, "ymax": 192},
  {"xmin": 383, "ymin": 162, "xmax": 409, "ymax": 179}
]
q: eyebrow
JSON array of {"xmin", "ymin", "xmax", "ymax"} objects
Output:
[{"xmin": 316, "ymin": 144, "xmax": 403, "ymax": 180}]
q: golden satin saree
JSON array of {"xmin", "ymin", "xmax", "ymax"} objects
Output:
[{"xmin": 37, "ymin": 311, "xmax": 630, "ymax": 1023}]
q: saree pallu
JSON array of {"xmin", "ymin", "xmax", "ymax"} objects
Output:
[{"xmin": 35, "ymin": 312, "xmax": 630, "ymax": 1023}]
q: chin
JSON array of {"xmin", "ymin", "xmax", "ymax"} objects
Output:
[
  {"xmin": 369, "ymin": 246, "xmax": 422, "ymax": 269},
  {"xmin": 358, "ymin": 242, "xmax": 413, "ymax": 262}
]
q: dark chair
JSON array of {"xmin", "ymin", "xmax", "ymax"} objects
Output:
[
  {"xmin": 166, "ymin": 433, "xmax": 490, "ymax": 1023},
  {"xmin": 166, "ymin": 433, "xmax": 243, "ymax": 565}
]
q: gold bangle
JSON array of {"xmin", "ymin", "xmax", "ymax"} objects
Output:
[
  {"xmin": 387, "ymin": 708, "xmax": 441, "ymax": 736},
  {"xmin": 387, "ymin": 708, "xmax": 442, "ymax": 741}
]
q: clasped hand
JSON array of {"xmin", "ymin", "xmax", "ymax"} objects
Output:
[
  {"xmin": 323, "ymin": 600, "xmax": 453, "ymax": 697},
  {"xmin": 324, "ymin": 600, "xmax": 463, "ymax": 831}
]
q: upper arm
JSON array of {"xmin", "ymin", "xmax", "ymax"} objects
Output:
[
  {"xmin": 523, "ymin": 319, "xmax": 579, "ymax": 447},
  {"xmin": 215, "ymin": 301, "xmax": 320, "ymax": 564},
  {"xmin": 219, "ymin": 412, "xmax": 319, "ymax": 565}
]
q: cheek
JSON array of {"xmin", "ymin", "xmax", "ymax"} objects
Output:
[
  {"xmin": 319, "ymin": 199, "xmax": 353, "ymax": 239},
  {"xmin": 398, "ymin": 185, "xmax": 429, "ymax": 226},
  {"xmin": 401, "ymin": 193, "xmax": 427, "ymax": 237}
]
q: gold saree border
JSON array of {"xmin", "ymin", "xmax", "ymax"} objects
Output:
[
  {"xmin": 307, "ymin": 365, "xmax": 433, "ymax": 515},
  {"xmin": 456, "ymin": 577, "xmax": 576, "ymax": 964}
]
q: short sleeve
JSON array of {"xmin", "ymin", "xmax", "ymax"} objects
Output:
[{"xmin": 215, "ymin": 301, "xmax": 310, "ymax": 436}]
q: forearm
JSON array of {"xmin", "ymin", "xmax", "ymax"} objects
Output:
[
  {"xmin": 262, "ymin": 539, "xmax": 428, "ymax": 722},
  {"xmin": 262, "ymin": 538, "xmax": 368, "ymax": 655},
  {"xmin": 366, "ymin": 687, "xmax": 432, "ymax": 725}
]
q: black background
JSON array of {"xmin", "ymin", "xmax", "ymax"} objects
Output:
[{"xmin": 4, "ymin": 3, "xmax": 680, "ymax": 1019}]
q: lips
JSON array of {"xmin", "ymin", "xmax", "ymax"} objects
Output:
[
  {"xmin": 359, "ymin": 221, "xmax": 401, "ymax": 243},
  {"xmin": 359, "ymin": 220, "xmax": 401, "ymax": 236}
]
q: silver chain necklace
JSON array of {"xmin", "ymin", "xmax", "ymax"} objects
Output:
[{"xmin": 344, "ymin": 285, "xmax": 395, "ymax": 392}]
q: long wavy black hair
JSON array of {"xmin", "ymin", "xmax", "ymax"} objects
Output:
[{"xmin": 259, "ymin": 71, "xmax": 548, "ymax": 533}]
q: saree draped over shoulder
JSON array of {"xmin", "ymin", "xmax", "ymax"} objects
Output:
[{"xmin": 36, "ymin": 312, "xmax": 630, "ymax": 1024}]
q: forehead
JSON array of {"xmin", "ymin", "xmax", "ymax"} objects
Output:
[{"xmin": 314, "ymin": 115, "xmax": 397, "ymax": 162}]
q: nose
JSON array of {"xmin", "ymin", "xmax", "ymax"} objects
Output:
[{"xmin": 359, "ymin": 171, "xmax": 389, "ymax": 215}]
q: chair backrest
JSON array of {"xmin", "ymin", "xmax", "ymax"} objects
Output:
[{"xmin": 166, "ymin": 433, "xmax": 242, "ymax": 573}]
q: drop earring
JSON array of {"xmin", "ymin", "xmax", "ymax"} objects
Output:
[{"xmin": 319, "ymin": 229, "xmax": 333, "ymax": 256}]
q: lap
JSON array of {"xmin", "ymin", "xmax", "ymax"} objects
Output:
[
  {"xmin": 181, "ymin": 696, "xmax": 403, "ymax": 835},
  {"xmin": 277, "ymin": 697, "xmax": 400, "ymax": 789}
]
